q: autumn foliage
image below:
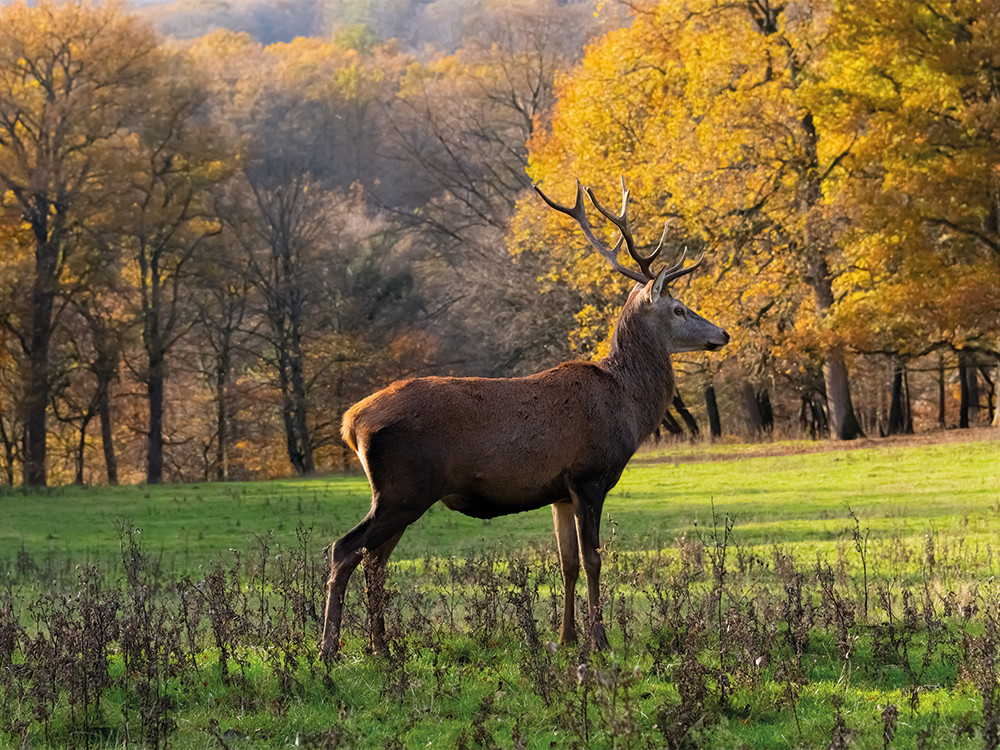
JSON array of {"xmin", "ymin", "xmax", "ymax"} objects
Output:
[
  {"xmin": 516, "ymin": 0, "xmax": 1000, "ymax": 440},
  {"xmin": 0, "ymin": 0, "xmax": 996, "ymax": 485}
]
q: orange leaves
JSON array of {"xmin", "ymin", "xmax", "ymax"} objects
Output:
[
  {"xmin": 521, "ymin": 1, "xmax": 831, "ymax": 372},
  {"xmin": 825, "ymin": 0, "xmax": 1000, "ymax": 357},
  {"xmin": 521, "ymin": 0, "xmax": 1000, "ymax": 395}
]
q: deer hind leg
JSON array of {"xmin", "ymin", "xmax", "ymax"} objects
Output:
[
  {"xmin": 321, "ymin": 517, "xmax": 372, "ymax": 658},
  {"xmin": 552, "ymin": 501, "xmax": 580, "ymax": 644},
  {"xmin": 321, "ymin": 496, "xmax": 421, "ymax": 658},
  {"xmin": 568, "ymin": 480, "xmax": 609, "ymax": 650},
  {"xmin": 362, "ymin": 530, "xmax": 404, "ymax": 655}
]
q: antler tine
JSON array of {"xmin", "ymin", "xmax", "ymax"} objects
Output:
[
  {"xmin": 651, "ymin": 221, "xmax": 669, "ymax": 262},
  {"xmin": 658, "ymin": 250, "xmax": 705, "ymax": 285},
  {"xmin": 584, "ymin": 176, "xmax": 661, "ymax": 281},
  {"xmin": 534, "ymin": 180, "xmax": 648, "ymax": 283}
]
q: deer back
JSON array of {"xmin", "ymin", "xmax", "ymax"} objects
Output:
[{"xmin": 341, "ymin": 358, "xmax": 653, "ymax": 514}]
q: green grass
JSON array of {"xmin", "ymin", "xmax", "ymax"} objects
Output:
[
  {"xmin": 1, "ymin": 432, "xmax": 999, "ymax": 749},
  {"xmin": 3, "ymin": 435, "xmax": 997, "ymax": 573}
]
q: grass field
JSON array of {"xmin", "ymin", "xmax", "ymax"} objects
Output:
[{"xmin": 1, "ymin": 429, "xmax": 998, "ymax": 748}]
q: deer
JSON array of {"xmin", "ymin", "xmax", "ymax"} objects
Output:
[{"xmin": 320, "ymin": 177, "xmax": 729, "ymax": 657}]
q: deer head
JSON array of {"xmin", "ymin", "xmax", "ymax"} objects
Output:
[{"xmin": 533, "ymin": 176, "xmax": 729, "ymax": 354}]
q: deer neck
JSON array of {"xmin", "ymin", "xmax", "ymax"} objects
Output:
[{"xmin": 601, "ymin": 299, "xmax": 676, "ymax": 439}]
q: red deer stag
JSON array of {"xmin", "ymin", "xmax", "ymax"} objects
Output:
[{"xmin": 321, "ymin": 177, "xmax": 729, "ymax": 656}]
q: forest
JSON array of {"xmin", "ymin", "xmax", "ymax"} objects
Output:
[{"xmin": 0, "ymin": 0, "xmax": 997, "ymax": 487}]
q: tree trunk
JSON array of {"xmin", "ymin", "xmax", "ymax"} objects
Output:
[
  {"xmin": 278, "ymin": 347, "xmax": 313, "ymax": 476},
  {"xmin": 902, "ymin": 366, "xmax": 913, "ymax": 433},
  {"xmin": 741, "ymin": 381, "xmax": 764, "ymax": 438},
  {"xmin": 268, "ymin": 247, "xmax": 315, "ymax": 476},
  {"xmin": 216, "ymin": 382, "xmax": 229, "ymax": 482},
  {"xmin": 979, "ymin": 363, "xmax": 994, "ymax": 426},
  {"xmin": 24, "ymin": 263, "xmax": 56, "ymax": 487},
  {"xmin": 795, "ymin": 79, "xmax": 864, "ymax": 442},
  {"xmin": 811, "ymin": 393, "xmax": 829, "ymax": 437},
  {"xmin": 799, "ymin": 395, "xmax": 812, "ymax": 438},
  {"xmin": 672, "ymin": 392, "xmax": 699, "ymax": 438},
  {"xmin": 886, "ymin": 364, "xmax": 914, "ymax": 435},
  {"xmin": 809, "ymin": 256, "xmax": 863, "ymax": 440},
  {"xmin": 659, "ymin": 411, "xmax": 683, "ymax": 437},
  {"xmin": 887, "ymin": 362, "xmax": 907, "ymax": 435},
  {"xmin": 0, "ymin": 417, "xmax": 16, "ymax": 485},
  {"xmin": 74, "ymin": 413, "xmax": 94, "ymax": 485},
  {"xmin": 289, "ymin": 350, "xmax": 314, "ymax": 474},
  {"xmin": 757, "ymin": 389, "xmax": 774, "ymax": 433},
  {"xmin": 993, "ymin": 360, "xmax": 1000, "ymax": 427},
  {"xmin": 23, "ymin": 350, "xmax": 48, "ymax": 487},
  {"xmin": 98, "ymin": 391, "xmax": 117, "ymax": 486},
  {"xmin": 799, "ymin": 391, "xmax": 829, "ymax": 439},
  {"xmin": 146, "ymin": 350, "xmax": 165, "ymax": 484},
  {"xmin": 959, "ymin": 351, "xmax": 971, "ymax": 429},
  {"xmin": 966, "ymin": 353, "xmax": 980, "ymax": 424},
  {"xmin": 215, "ymin": 334, "xmax": 232, "ymax": 482},
  {"xmin": 92, "ymin": 322, "xmax": 118, "ymax": 486},
  {"xmin": 937, "ymin": 352, "xmax": 947, "ymax": 427},
  {"xmin": 704, "ymin": 384, "xmax": 722, "ymax": 440},
  {"xmin": 823, "ymin": 351, "xmax": 864, "ymax": 440}
]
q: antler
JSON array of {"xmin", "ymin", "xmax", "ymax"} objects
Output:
[
  {"xmin": 533, "ymin": 178, "xmax": 648, "ymax": 283},
  {"xmin": 534, "ymin": 176, "xmax": 699, "ymax": 285},
  {"xmin": 584, "ymin": 176, "xmax": 662, "ymax": 281},
  {"xmin": 657, "ymin": 248, "xmax": 705, "ymax": 285}
]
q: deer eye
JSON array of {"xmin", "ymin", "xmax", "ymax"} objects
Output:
[{"xmin": 673, "ymin": 306, "xmax": 686, "ymax": 317}]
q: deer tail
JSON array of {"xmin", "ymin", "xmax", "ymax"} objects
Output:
[{"xmin": 340, "ymin": 405, "xmax": 360, "ymax": 454}]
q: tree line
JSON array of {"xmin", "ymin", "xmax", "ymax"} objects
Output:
[
  {"xmin": 0, "ymin": 0, "xmax": 996, "ymax": 487},
  {"xmin": 516, "ymin": 0, "xmax": 1000, "ymax": 443},
  {"xmin": 0, "ymin": 0, "xmax": 605, "ymax": 486}
]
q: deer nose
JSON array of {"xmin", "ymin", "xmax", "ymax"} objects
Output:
[{"xmin": 722, "ymin": 330, "xmax": 731, "ymax": 344}]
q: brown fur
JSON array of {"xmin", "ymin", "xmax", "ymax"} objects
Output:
[{"xmin": 321, "ymin": 279, "xmax": 729, "ymax": 656}]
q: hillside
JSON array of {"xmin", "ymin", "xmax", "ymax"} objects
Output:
[{"xmin": 130, "ymin": 0, "xmax": 588, "ymax": 51}]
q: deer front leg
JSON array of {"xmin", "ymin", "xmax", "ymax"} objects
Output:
[
  {"xmin": 552, "ymin": 501, "xmax": 580, "ymax": 644},
  {"xmin": 568, "ymin": 481, "xmax": 609, "ymax": 650}
]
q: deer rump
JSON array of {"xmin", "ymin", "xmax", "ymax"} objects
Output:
[{"xmin": 342, "ymin": 363, "xmax": 637, "ymax": 520}]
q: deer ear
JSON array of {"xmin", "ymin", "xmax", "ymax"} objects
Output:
[{"xmin": 649, "ymin": 266, "xmax": 670, "ymax": 302}]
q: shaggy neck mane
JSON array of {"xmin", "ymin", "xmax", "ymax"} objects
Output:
[{"xmin": 601, "ymin": 287, "xmax": 675, "ymax": 438}]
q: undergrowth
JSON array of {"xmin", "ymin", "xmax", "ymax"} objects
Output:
[{"xmin": 1, "ymin": 508, "xmax": 999, "ymax": 749}]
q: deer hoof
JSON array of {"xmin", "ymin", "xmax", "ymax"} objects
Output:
[
  {"xmin": 559, "ymin": 625, "xmax": 578, "ymax": 645},
  {"xmin": 320, "ymin": 638, "xmax": 343, "ymax": 661}
]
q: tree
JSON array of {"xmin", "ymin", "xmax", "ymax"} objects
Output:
[
  {"xmin": 0, "ymin": 327, "xmax": 24, "ymax": 484},
  {"xmin": 518, "ymin": 0, "xmax": 869, "ymax": 438},
  {"xmin": 44, "ymin": 288, "xmax": 127, "ymax": 485},
  {"xmin": 820, "ymin": 0, "xmax": 1000, "ymax": 429},
  {"xmin": 222, "ymin": 169, "xmax": 324, "ymax": 475},
  {"xmin": 199, "ymin": 32, "xmax": 424, "ymax": 475},
  {"xmin": 190, "ymin": 261, "xmax": 258, "ymax": 481},
  {"xmin": 109, "ymin": 55, "xmax": 229, "ymax": 484},
  {"xmin": 385, "ymin": 0, "xmax": 604, "ymax": 377},
  {"xmin": 0, "ymin": 1, "xmax": 159, "ymax": 484}
]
